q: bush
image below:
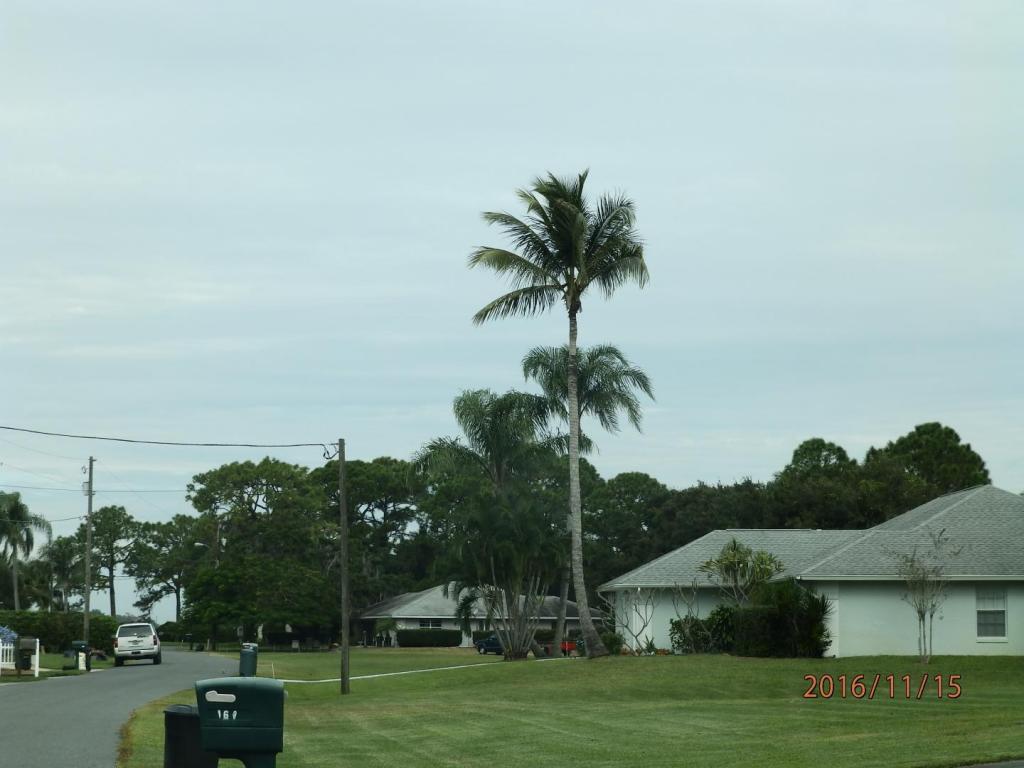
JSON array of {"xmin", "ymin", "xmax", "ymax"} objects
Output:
[
  {"xmin": 669, "ymin": 615, "xmax": 711, "ymax": 654},
  {"xmin": 0, "ymin": 611, "xmax": 118, "ymax": 653},
  {"xmin": 395, "ymin": 629, "xmax": 462, "ymax": 647},
  {"xmin": 732, "ymin": 580, "xmax": 831, "ymax": 658},
  {"xmin": 705, "ymin": 604, "xmax": 737, "ymax": 653},
  {"xmin": 158, "ymin": 621, "xmax": 182, "ymax": 642},
  {"xmin": 534, "ymin": 628, "xmax": 555, "ymax": 642},
  {"xmin": 600, "ymin": 631, "xmax": 623, "ymax": 655}
]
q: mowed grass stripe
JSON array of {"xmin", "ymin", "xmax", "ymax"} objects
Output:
[{"xmin": 119, "ymin": 651, "xmax": 1024, "ymax": 768}]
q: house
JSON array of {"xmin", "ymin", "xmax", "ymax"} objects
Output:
[
  {"xmin": 599, "ymin": 485, "xmax": 1024, "ymax": 657},
  {"xmin": 360, "ymin": 584, "xmax": 585, "ymax": 647}
]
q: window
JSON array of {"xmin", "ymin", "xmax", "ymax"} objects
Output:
[
  {"xmin": 419, "ymin": 619, "xmax": 442, "ymax": 629},
  {"xmin": 976, "ymin": 587, "xmax": 1007, "ymax": 638}
]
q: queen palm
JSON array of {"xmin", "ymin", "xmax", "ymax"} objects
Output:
[
  {"xmin": 470, "ymin": 170, "xmax": 649, "ymax": 656},
  {"xmin": 0, "ymin": 492, "xmax": 52, "ymax": 611},
  {"xmin": 523, "ymin": 343, "xmax": 653, "ymax": 650}
]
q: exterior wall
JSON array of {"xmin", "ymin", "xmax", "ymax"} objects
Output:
[
  {"xmin": 815, "ymin": 580, "xmax": 1024, "ymax": 657},
  {"xmin": 611, "ymin": 588, "xmax": 723, "ymax": 651},
  {"xmin": 391, "ymin": 617, "xmax": 584, "ymax": 648}
]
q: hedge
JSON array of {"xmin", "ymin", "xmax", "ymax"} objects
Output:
[
  {"xmin": 396, "ymin": 629, "xmax": 462, "ymax": 647},
  {"xmin": 0, "ymin": 611, "xmax": 118, "ymax": 653}
]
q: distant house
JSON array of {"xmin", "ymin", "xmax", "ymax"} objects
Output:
[
  {"xmin": 600, "ymin": 485, "xmax": 1024, "ymax": 657},
  {"xmin": 361, "ymin": 584, "xmax": 585, "ymax": 647}
]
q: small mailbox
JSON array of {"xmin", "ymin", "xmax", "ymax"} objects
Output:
[
  {"xmin": 239, "ymin": 642, "xmax": 258, "ymax": 677},
  {"xmin": 195, "ymin": 677, "xmax": 285, "ymax": 768}
]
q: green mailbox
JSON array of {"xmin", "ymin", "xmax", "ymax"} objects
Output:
[{"xmin": 195, "ymin": 677, "xmax": 285, "ymax": 768}]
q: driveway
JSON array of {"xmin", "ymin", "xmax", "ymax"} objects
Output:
[{"xmin": 0, "ymin": 647, "xmax": 233, "ymax": 768}]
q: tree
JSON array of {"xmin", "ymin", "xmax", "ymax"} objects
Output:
[
  {"xmin": 126, "ymin": 515, "xmax": 203, "ymax": 622},
  {"xmin": 867, "ymin": 422, "xmax": 990, "ymax": 494},
  {"xmin": 38, "ymin": 535, "xmax": 82, "ymax": 612},
  {"xmin": 76, "ymin": 505, "xmax": 136, "ymax": 617},
  {"xmin": 416, "ymin": 389, "xmax": 563, "ymax": 659},
  {"xmin": 0, "ymin": 492, "xmax": 51, "ymax": 611},
  {"xmin": 522, "ymin": 343, "xmax": 654, "ymax": 651},
  {"xmin": 470, "ymin": 170, "xmax": 649, "ymax": 657},
  {"xmin": 891, "ymin": 528, "xmax": 961, "ymax": 663},
  {"xmin": 186, "ymin": 459, "xmax": 337, "ymax": 645},
  {"xmin": 769, "ymin": 439, "xmax": 860, "ymax": 529},
  {"xmin": 698, "ymin": 539, "xmax": 784, "ymax": 605}
]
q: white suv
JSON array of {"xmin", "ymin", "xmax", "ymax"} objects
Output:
[{"xmin": 114, "ymin": 622, "xmax": 162, "ymax": 666}]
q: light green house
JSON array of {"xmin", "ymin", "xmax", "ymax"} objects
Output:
[{"xmin": 600, "ymin": 485, "xmax": 1023, "ymax": 656}]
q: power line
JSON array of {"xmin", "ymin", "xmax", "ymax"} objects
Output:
[
  {"xmin": 0, "ymin": 459, "xmax": 78, "ymax": 486},
  {"xmin": 0, "ymin": 483, "xmax": 184, "ymax": 493},
  {"xmin": 0, "ymin": 424, "xmax": 335, "ymax": 457},
  {"xmin": 0, "ymin": 434, "xmax": 83, "ymax": 462}
]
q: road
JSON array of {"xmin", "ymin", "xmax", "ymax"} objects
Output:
[{"xmin": 0, "ymin": 648, "xmax": 234, "ymax": 768}]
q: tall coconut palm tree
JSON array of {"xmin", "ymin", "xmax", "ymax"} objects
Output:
[
  {"xmin": 523, "ymin": 343, "xmax": 654, "ymax": 650},
  {"xmin": 0, "ymin": 492, "xmax": 52, "ymax": 611},
  {"xmin": 470, "ymin": 171, "xmax": 649, "ymax": 656}
]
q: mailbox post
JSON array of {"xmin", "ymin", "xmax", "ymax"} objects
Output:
[{"xmin": 195, "ymin": 677, "xmax": 285, "ymax": 768}]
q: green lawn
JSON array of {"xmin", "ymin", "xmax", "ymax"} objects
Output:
[
  {"xmin": 119, "ymin": 653, "xmax": 1024, "ymax": 768},
  {"xmin": 230, "ymin": 646, "xmax": 502, "ymax": 680}
]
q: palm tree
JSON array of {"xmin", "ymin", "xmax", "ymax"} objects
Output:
[
  {"xmin": 470, "ymin": 171, "xmax": 649, "ymax": 656},
  {"xmin": 416, "ymin": 389, "xmax": 562, "ymax": 659},
  {"xmin": 0, "ymin": 492, "xmax": 52, "ymax": 611},
  {"xmin": 39, "ymin": 535, "xmax": 81, "ymax": 612},
  {"xmin": 523, "ymin": 343, "xmax": 654, "ymax": 651}
]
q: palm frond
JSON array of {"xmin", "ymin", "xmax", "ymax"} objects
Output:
[
  {"xmin": 472, "ymin": 285, "xmax": 562, "ymax": 325},
  {"xmin": 467, "ymin": 248, "xmax": 560, "ymax": 289}
]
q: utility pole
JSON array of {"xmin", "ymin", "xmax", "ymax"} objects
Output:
[
  {"xmin": 338, "ymin": 438, "xmax": 350, "ymax": 695},
  {"xmin": 83, "ymin": 456, "xmax": 94, "ymax": 644}
]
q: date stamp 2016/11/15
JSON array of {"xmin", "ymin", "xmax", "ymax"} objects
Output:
[{"xmin": 803, "ymin": 673, "xmax": 962, "ymax": 700}]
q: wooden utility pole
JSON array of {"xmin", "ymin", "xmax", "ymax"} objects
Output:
[
  {"xmin": 83, "ymin": 456, "xmax": 94, "ymax": 643},
  {"xmin": 338, "ymin": 439, "xmax": 350, "ymax": 695}
]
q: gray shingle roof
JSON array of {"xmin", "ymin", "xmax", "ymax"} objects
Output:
[
  {"xmin": 600, "ymin": 485, "xmax": 1024, "ymax": 590},
  {"xmin": 800, "ymin": 485, "xmax": 1024, "ymax": 579},
  {"xmin": 361, "ymin": 583, "xmax": 582, "ymax": 620},
  {"xmin": 598, "ymin": 529, "xmax": 863, "ymax": 590}
]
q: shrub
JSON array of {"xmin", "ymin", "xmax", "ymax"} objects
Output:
[
  {"xmin": 534, "ymin": 628, "xmax": 555, "ymax": 642},
  {"xmin": 600, "ymin": 631, "xmax": 624, "ymax": 655},
  {"xmin": 158, "ymin": 621, "xmax": 182, "ymax": 642},
  {"xmin": 732, "ymin": 579, "xmax": 831, "ymax": 658},
  {"xmin": 0, "ymin": 611, "xmax": 117, "ymax": 653},
  {"xmin": 395, "ymin": 629, "xmax": 462, "ymax": 647},
  {"xmin": 705, "ymin": 604, "xmax": 737, "ymax": 653},
  {"xmin": 669, "ymin": 615, "xmax": 711, "ymax": 654}
]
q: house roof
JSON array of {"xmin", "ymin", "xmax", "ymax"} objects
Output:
[
  {"xmin": 599, "ymin": 528, "xmax": 862, "ymax": 590},
  {"xmin": 600, "ymin": 485, "xmax": 1024, "ymax": 590},
  {"xmin": 799, "ymin": 485, "xmax": 1024, "ymax": 579},
  {"xmin": 361, "ymin": 584, "xmax": 582, "ymax": 621}
]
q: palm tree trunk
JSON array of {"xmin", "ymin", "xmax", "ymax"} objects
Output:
[
  {"xmin": 567, "ymin": 310, "xmax": 608, "ymax": 658},
  {"xmin": 11, "ymin": 555, "xmax": 20, "ymax": 611},
  {"xmin": 552, "ymin": 565, "xmax": 570, "ymax": 655},
  {"xmin": 174, "ymin": 586, "xmax": 182, "ymax": 623}
]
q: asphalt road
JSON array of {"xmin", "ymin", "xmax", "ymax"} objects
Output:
[{"xmin": 0, "ymin": 648, "xmax": 234, "ymax": 768}]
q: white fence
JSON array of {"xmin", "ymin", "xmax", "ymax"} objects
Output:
[
  {"xmin": 0, "ymin": 641, "xmax": 13, "ymax": 671},
  {"xmin": 0, "ymin": 639, "xmax": 40, "ymax": 678}
]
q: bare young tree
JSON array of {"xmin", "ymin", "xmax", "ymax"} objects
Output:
[
  {"xmin": 601, "ymin": 588, "xmax": 655, "ymax": 655},
  {"xmin": 892, "ymin": 528, "xmax": 962, "ymax": 664}
]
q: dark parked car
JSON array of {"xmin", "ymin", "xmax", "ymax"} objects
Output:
[{"xmin": 475, "ymin": 635, "xmax": 503, "ymax": 655}]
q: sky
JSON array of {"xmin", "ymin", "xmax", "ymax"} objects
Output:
[{"xmin": 1, "ymin": 1, "xmax": 1022, "ymax": 623}]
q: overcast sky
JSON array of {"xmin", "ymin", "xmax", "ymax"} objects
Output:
[{"xmin": 2, "ymin": 2, "xmax": 1021, "ymax": 621}]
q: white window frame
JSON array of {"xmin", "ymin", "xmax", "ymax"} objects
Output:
[
  {"xmin": 976, "ymin": 586, "xmax": 1008, "ymax": 642},
  {"xmin": 418, "ymin": 618, "xmax": 442, "ymax": 629}
]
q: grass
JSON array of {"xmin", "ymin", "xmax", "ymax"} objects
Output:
[
  {"xmin": 236, "ymin": 646, "xmax": 502, "ymax": 680},
  {"xmin": 118, "ymin": 652, "xmax": 1024, "ymax": 768},
  {"xmin": 0, "ymin": 652, "xmax": 113, "ymax": 682}
]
